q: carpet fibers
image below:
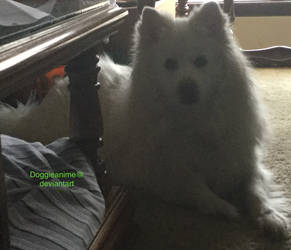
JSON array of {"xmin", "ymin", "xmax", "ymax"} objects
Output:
[{"xmin": 126, "ymin": 68, "xmax": 291, "ymax": 250}]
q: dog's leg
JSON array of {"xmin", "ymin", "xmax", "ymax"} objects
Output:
[
  {"xmin": 186, "ymin": 181, "xmax": 240, "ymax": 220},
  {"xmin": 154, "ymin": 168, "xmax": 240, "ymax": 220},
  {"xmin": 244, "ymin": 165, "xmax": 290, "ymax": 240}
]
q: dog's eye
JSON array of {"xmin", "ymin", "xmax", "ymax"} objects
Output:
[
  {"xmin": 193, "ymin": 55, "xmax": 207, "ymax": 68},
  {"xmin": 164, "ymin": 58, "xmax": 178, "ymax": 71}
]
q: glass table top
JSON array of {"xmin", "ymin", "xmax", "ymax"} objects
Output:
[{"xmin": 0, "ymin": 0, "xmax": 111, "ymax": 45}]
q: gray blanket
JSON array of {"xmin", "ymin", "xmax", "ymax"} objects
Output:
[{"xmin": 2, "ymin": 135, "xmax": 105, "ymax": 250}]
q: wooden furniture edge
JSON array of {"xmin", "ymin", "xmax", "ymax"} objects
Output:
[
  {"xmin": 0, "ymin": 5, "xmax": 132, "ymax": 249},
  {"xmin": 66, "ymin": 48, "xmax": 134, "ymax": 250},
  {"xmin": 0, "ymin": 4, "xmax": 128, "ymax": 99},
  {"xmin": 89, "ymin": 187, "xmax": 134, "ymax": 250}
]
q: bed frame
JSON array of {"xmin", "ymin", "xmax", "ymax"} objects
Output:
[{"xmin": 0, "ymin": 1, "xmax": 158, "ymax": 249}]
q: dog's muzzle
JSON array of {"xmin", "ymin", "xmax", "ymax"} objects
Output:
[{"xmin": 177, "ymin": 79, "xmax": 199, "ymax": 105}]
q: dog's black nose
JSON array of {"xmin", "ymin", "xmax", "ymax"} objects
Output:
[{"xmin": 177, "ymin": 79, "xmax": 199, "ymax": 105}]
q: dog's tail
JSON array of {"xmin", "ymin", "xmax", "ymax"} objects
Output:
[
  {"xmin": 0, "ymin": 55, "xmax": 131, "ymax": 144},
  {"xmin": 98, "ymin": 54, "xmax": 132, "ymax": 89},
  {"xmin": 0, "ymin": 98, "xmax": 38, "ymax": 136},
  {"xmin": 0, "ymin": 78, "xmax": 70, "ymax": 144}
]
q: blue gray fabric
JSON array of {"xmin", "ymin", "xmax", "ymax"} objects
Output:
[{"xmin": 2, "ymin": 135, "xmax": 105, "ymax": 250}]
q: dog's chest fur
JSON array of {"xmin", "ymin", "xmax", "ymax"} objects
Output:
[{"xmin": 117, "ymin": 87, "xmax": 249, "ymax": 196}]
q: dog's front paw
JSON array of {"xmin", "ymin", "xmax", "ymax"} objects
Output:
[
  {"xmin": 257, "ymin": 209, "xmax": 290, "ymax": 241},
  {"xmin": 199, "ymin": 199, "xmax": 240, "ymax": 221},
  {"xmin": 218, "ymin": 201, "xmax": 240, "ymax": 220}
]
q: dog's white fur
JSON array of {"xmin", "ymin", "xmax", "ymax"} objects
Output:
[
  {"xmin": 0, "ymin": 2, "xmax": 289, "ymax": 240},
  {"xmin": 0, "ymin": 79, "xmax": 70, "ymax": 143}
]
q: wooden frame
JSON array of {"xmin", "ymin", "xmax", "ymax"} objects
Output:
[
  {"xmin": 66, "ymin": 49, "xmax": 136, "ymax": 250},
  {"xmin": 0, "ymin": 2, "xmax": 134, "ymax": 250},
  {"xmin": 89, "ymin": 187, "xmax": 134, "ymax": 250},
  {"xmin": 0, "ymin": 3, "xmax": 127, "ymax": 99}
]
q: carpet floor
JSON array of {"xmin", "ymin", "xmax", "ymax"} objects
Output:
[{"xmin": 126, "ymin": 68, "xmax": 291, "ymax": 250}]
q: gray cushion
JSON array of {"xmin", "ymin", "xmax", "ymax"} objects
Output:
[{"xmin": 2, "ymin": 135, "xmax": 105, "ymax": 250}]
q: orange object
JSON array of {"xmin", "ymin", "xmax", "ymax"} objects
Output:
[
  {"xmin": 45, "ymin": 66, "xmax": 65, "ymax": 87},
  {"xmin": 35, "ymin": 66, "xmax": 65, "ymax": 99}
]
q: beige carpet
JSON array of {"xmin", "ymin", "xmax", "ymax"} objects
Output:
[{"xmin": 127, "ymin": 68, "xmax": 291, "ymax": 250}]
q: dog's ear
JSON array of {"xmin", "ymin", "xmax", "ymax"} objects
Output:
[
  {"xmin": 136, "ymin": 7, "xmax": 171, "ymax": 43},
  {"xmin": 190, "ymin": 1, "xmax": 226, "ymax": 33}
]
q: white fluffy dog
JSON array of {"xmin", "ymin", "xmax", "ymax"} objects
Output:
[{"xmin": 0, "ymin": 2, "xmax": 289, "ymax": 240}]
